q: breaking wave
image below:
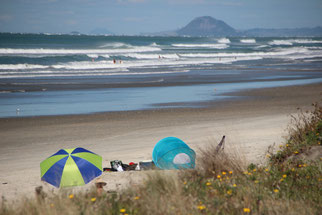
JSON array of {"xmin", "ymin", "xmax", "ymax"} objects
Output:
[
  {"xmin": 268, "ymin": 39, "xmax": 322, "ymax": 46},
  {"xmin": 269, "ymin": 40, "xmax": 293, "ymax": 46},
  {"xmin": 99, "ymin": 42, "xmax": 129, "ymax": 48},
  {"xmin": 122, "ymin": 53, "xmax": 179, "ymax": 59},
  {"xmin": 171, "ymin": 43, "xmax": 229, "ymax": 49},
  {"xmin": 217, "ymin": 38, "xmax": 231, "ymax": 44},
  {"xmin": 0, "ymin": 69, "xmax": 189, "ymax": 78},
  {"xmin": 0, "ymin": 46, "xmax": 161, "ymax": 56},
  {"xmin": 240, "ymin": 39, "xmax": 256, "ymax": 43},
  {"xmin": 0, "ymin": 64, "xmax": 49, "ymax": 70}
]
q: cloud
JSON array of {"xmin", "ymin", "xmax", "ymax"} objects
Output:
[
  {"xmin": 0, "ymin": 15, "xmax": 13, "ymax": 22},
  {"xmin": 65, "ymin": 19, "xmax": 78, "ymax": 25},
  {"xmin": 220, "ymin": 1, "xmax": 243, "ymax": 6},
  {"xmin": 124, "ymin": 17, "xmax": 145, "ymax": 22},
  {"xmin": 117, "ymin": 0, "xmax": 146, "ymax": 3},
  {"xmin": 167, "ymin": 0, "xmax": 242, "ymax": 6},
  {"xmin": 167, "ymin": 0, "xmax": 206, "ymax": 4}
]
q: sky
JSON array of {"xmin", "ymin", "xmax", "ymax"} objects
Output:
[{"xmin": 0, "ymin": 0, "xmax": 322, "ymax": 35}]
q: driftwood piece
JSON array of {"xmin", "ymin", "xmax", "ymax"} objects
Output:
[
  {"xmin": 215, "ymin": 135, "xmax": 225, "ymax": 153},
  {"xmin": 35, "ymin": 186, "xmax": 46, "ymax": 202},
  {"xmin": 95, "ymin": 178, "xmax": 107, "ymax": 196}
]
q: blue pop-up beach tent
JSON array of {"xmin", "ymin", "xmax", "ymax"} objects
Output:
[{"xmin": 152, "ymin": 137, "xmax": 196, "ymax": 170}]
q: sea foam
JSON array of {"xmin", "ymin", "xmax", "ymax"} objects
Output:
[
  {"xmin": 171, "ymin": 43, "xmax": 229, "ymax": 49},
  {"xmin": 0, "ymin": 64, "xmax": 49, "ymax": 70},
  {"xmin": 217, "ymin": 38, "xmax": 231, "ymax": 44},
  {"xmin": 0, "ymin": 46, "xmax": 161, "ymax": 56},
  {"xmin": 240, "ymin": 39, "xmax": 256, "ymax": 43},
  {"xmin": 122, "ymin": 53, "xmax": 179, "ymax": 59},
  {"xmin": 269, "ymin": 40, "xmax": 293, "ymax": 46}
]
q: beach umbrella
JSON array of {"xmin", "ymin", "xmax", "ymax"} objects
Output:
[
  {"xmin": 152, "ymin": 137, "xmax": 196, "ymax": 170},
  {"xmin": 40, "ymin": 147, "xmax": 102, "ymax": 188}
]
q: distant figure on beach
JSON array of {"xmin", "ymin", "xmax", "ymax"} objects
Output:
[
  {"xmin": 119, "ymin": 60, "xmax": 122, "ymax": 64},
  {"xmin": 113, "ymin": 59, "xmax": 116, "ymax": 64}
]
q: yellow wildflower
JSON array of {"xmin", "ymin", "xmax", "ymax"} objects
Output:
[
  {"xmin": 254, "ymin": 180, "xmax": 259, "ymax": 184},
  {"xmin": 248, "ymin": 172, "xmax": 252, "ymax": 175},
  {"xmin": 286, "ymin": 144, "xmax": 289, "ymax": 147},
  {"xmin": 266, "ymin": 154, "xmax": 271, "ymax": 158},
  {"xmin": 206, "ymin": 182, "xmax": 212, "ymax": 186},
  {"xmin": 243, "ymin": 208, "xmax": 251, "ymax": 213},
  {"xmin": 197, "ymin": 205, "xmax": 206, "ymax": 210},
  {"xmin": 134, "ymin": 196, "xmax": 140, "ymax": 200},
  {"xmin": 120, "ymin": 209, "xmax": 126, "ymax": 213},
  {"xmin": 265, "ymin": 168, "xmax": 269, "ymax": 172},
  {"xmin": 291, "ymin": 168, "xmax": 295, "ymax": 171},
  {"xmin": 303, "ymin": 164, "xmax": 307, "ymax": 167},
  {"xmin": 233, "ymin": 184, "xmax": 237, "ymax": 187},
  {"xmin": 298, "ymin": 164, "xmax": 302, "ymax": 168},
  {"xmin": 253, "ymin": 169, "xmax": 257, "ymax": 172},
  {"xmin": 318, "ymin": 142, "xmax": 321, "ymax": 145},
  {"xmin": 229, "ymin": 171, "xmax": 233, "ymax": 174},
  {"xmin": 279, "ymin": 145, "xmax": 283, "ymax": 148},
  {"xmin": 183, "ymin": 181, "xmax": 187, "ymax": 185},
  {"xmin": 279, "ymin": 178, "xmax": 284, "ymax": 182},
  {"xmin": 227, "ymin": 190, "xmax": 232, "ymax": 195},
  {"xmin": 217, "ymin": 175, "xmax": 221, "ymax": 179},
  {"xmin": 91, "ymin": 197, "xmax": 96, "ymax": 202},
  {"xmin": 282, "ymin": 174, "xmax": 287, "ymax": 178},
  {"xmin": 222, "ymin": 171, "xmax": 227, "ymax": 175},
  {"xmin": 69, "ymin": 194, "xmax": 74, "ymax": 199},
  {"xmin": 274, "ymin": 189, "xmax": 279, "ymax": 193},
  {"xmin": 294, "ymin": 151, "xmax": 299, "ymax": 154},
  {"xmin": 244, "ymin": 171, "xmax": 248, "ymax": 174}
]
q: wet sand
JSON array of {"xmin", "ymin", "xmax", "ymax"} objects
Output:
[{"xmin": 0, "ymin": 83, "xmax": 321, "ymax": 201}]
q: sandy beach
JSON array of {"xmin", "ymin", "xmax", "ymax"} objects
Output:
[{"xmin": 0, "ymin": 83, "xmax": 321, "ymax": 201}]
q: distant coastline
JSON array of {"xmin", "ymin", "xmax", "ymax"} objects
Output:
[{"xmin": 1, "ymin": 16, "xmax": 322, "ymax": 37}]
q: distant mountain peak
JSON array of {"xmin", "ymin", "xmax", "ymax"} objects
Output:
[
  {"xmin": 177, "ymin": 16, "xmax": 237, "ymax": 37},
  {"xmin": 145, "ymin": 16, "xmax": 322, "ymax": 37}
]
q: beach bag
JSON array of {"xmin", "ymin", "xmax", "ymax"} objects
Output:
[{"xmin": 110, "ymin": 160, "xmax": 124, "ymax": 172}]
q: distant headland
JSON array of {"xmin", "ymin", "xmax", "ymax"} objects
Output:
[{"xmin": 144, "ymin": 16, "xmax": 322, "ymax": 37}]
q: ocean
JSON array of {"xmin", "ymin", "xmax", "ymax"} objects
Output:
[{"xmin": 0, "ymin": 33, "xmax": 322, "ymax": 117}]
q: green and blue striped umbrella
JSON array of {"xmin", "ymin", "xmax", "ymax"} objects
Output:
[{"xmin": 40, "ymin": 147, "xmax": 102, "ymax": 188}]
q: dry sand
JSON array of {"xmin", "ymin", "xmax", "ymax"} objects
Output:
[{"xmin": 0, "ymin": 83, "xmax": 321, "ymax": 201}]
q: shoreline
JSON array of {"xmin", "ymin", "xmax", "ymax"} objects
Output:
[
  {"xmin": 1, "ymin": 77, "xmax": 322, "ymax": 118},
  {"xmin": 0, "ymin": 83, "xmax": 321, "ymax": 201}
]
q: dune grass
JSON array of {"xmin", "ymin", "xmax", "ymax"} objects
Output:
[{"xmin": 1, "ymin": 103, "xmax": 321, "ymax": 215}]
